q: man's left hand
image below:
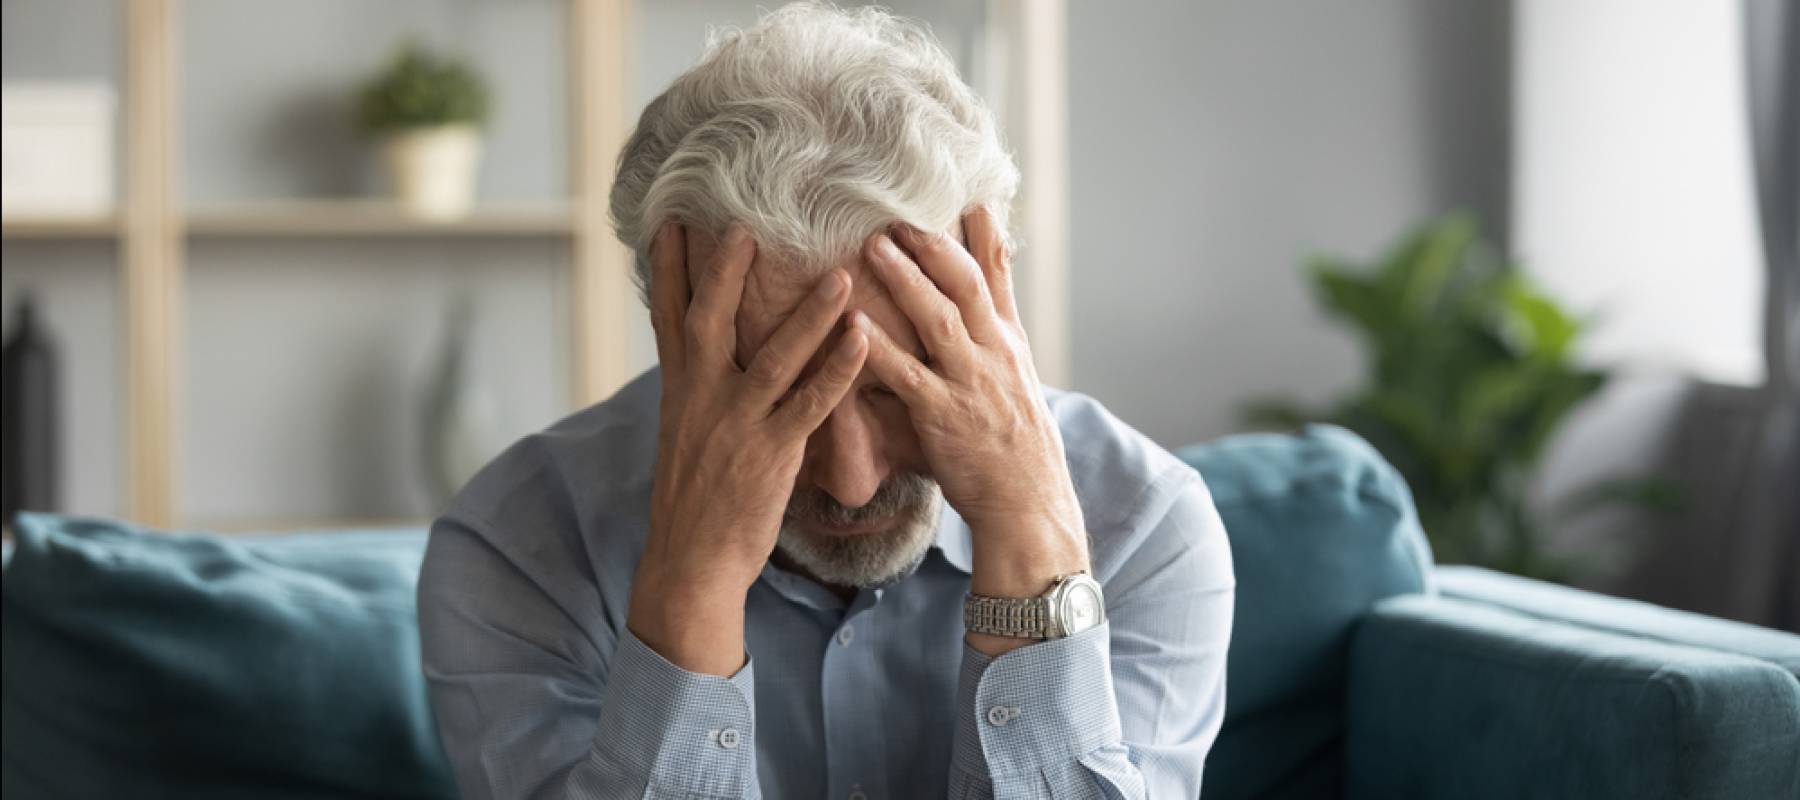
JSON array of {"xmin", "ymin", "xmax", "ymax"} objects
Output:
[{"xmin": 854, "ymin": 207, "xmax": 1091, "ymax": 654}]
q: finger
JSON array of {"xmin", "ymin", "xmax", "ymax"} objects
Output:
[
  {"xmin": 741, "ymin": 269, "xmax": 852, "ymax": 407},
  {"xmin": 850, "ymin": 309, "xmax": 945, "ymax": 407},
  {"xmin": 961, "ymin": 205, "xmax": 1021, "ymax": 325},
  {"xmin": 772, "ymin": 327, "xmax": 868, "ymax": 436},
  {"xmin": 865, "ymin": 232, "xmax": 974, "ymax": 371},
  {"xmin": 649, "ymin": 221, "xmax": 691, "ymax": 375},
  {"xmin": 688, "ymin": 224, "xmax": 755, "ymax": 366},
  {"xmin": 892, "ymin": 221, "xmax": 1004, "ymax": 342}
]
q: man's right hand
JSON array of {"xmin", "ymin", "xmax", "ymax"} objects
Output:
[{"xmin": 628, "ymin": 221, "xmax": 868, "ymax": 677}]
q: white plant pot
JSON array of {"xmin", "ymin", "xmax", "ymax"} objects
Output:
[{"xmin": 383, "ymin": 125, "xmax": 481, "ymax": 220}]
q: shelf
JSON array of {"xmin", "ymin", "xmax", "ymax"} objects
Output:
[
  {"xmin": 1, "ymin": 213, "xmax": 121, "ymax": 240},
  {"xmin": 185, "ymin": 200, "xmax": 575, "ymax": 238}
]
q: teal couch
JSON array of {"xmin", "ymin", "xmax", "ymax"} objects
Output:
[{"xmin": 4, "ymin": 426, "xmax": 1797, "ymax": 798}]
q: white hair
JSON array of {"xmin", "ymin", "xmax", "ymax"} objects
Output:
[{"xmin": 609, "ymin": 2, "xmax": 1020, "ymax": 299}]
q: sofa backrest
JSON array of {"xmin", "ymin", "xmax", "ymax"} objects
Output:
[
  {"xmin": 1, "ymin": 513, "xmax": 454, "ymax": 799},
  {"xmin": 1178, "ymin": 425, "xmax": 1433, "ymax": 800},
  {"xmin": 3, "ymin": 425, "xmax": 1432, "ymax": 799}
]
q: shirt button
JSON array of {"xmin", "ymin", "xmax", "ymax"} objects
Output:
[
  {"xmin": 986, "ymin": 705, "xmax": 1011, "ymax": 727},
  {"xmin": 717, "ymin": 727, "xmax": 741, "ymax": 749},
  {"xmin": 837, "ymin": 625, "xmax": 855, "ymax": 646}
]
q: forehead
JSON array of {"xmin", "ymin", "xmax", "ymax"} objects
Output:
[
  {"xmin": 682, "ymin": 226, "xmax": 961, "ymax": 366},
  {"xmin": 735, "ymin": 249, "xmax": 908, "ymax": 362}
]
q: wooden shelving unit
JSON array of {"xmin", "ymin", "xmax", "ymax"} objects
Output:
[
  {"xmin": 2, "ymin": 0, "xmax": 636, "ymax": 531},
  {"xmin": 0, "ymin": 215, "xmax": 122, "ymax": 239}
]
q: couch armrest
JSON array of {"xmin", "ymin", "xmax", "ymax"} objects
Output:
[
  {"xmin": 1345, "ymin": 594, "xmax": 1800, "ymax": 800},
  {"xmin": 1437, "ymin": 565, "xmax": 1800, "ymax": 676}
]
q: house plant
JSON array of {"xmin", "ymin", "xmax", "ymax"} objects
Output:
[
  {"xmin": 1243, "ymin": 213, "xmax": 1675, "ymax": 580},
  {"xmin": 356, "ymin": 43, "xmax": 490, "ymax": 219}
]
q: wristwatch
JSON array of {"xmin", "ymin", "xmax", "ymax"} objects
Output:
[{"xmin": 963, "ymin": 571, "xmax": 1106, "ymax": 640}]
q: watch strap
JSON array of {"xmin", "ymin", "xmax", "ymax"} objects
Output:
[{"xmin": 963, "ymin": 593, "xmax": 1051, "ymax": 639}]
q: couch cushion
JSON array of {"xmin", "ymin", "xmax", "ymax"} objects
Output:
[
  {"xmin": 1, "ymin": 512, "xmax": 454, "ymax": 799},
  {"xmin": 1177, "ymin": 425, "xmax": 1433, "ymax": 800}
]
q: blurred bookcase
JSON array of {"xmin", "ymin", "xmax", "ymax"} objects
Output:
[{"xmin": 0, "ymin": 0, "xmax": 636, "ymax": 531}]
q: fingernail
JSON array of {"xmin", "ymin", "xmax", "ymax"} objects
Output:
[
  {"xmin": 818, "ymin": 271, "xmax": 845, "ymax": 298},
  {"xmin": 876, "ymin": 235, "xmax": 902, "ymax": 261}
]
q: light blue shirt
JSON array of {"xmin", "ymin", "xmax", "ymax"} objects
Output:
[{"xmin": 418, "ymin": 368, "xmax": 1234, "ymax": 799}]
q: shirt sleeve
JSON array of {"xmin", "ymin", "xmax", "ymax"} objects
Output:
[
  {"xmin": 418, "ymin": 513, "xmax": 764, "ymax": 800},
  {"xmin": 947, "ymin": 469, "xmax": 1236, "ymax": 798}
]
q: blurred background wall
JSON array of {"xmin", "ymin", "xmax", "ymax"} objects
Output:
[{"xmin": 1067, "ymin": 0, "xmax": 1510, "ymax": 446}]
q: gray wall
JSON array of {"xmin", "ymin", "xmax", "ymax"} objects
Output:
[{"xmin": 1066, "ymin": 0, "xmax": 1512, "ymax": 446}]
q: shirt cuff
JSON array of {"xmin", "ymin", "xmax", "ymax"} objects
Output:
[
  {"xmin": 589, "ymin": 627, "xmax": 759, "ymax": 798},
  {"xmin": 952, "ymin": 620, "xmax": 1123, "ymax": 781}
]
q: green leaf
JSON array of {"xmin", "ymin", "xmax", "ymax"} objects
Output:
[
  {"xmin": 1556, "ymin": 476, "xmax": 1687, "ymax": 520},
  {"xmin": 1455, "ymin": 363, "xmax": 1550, "ymax": 450},
  {"xmin": 1394, "ymin": 212, "xmax": 1477, "ymax": 322},
  {"xmin": 1362, "ymin": 388, "xmax": 1443, "ymax": 462},
  {"xmin": 1502, "ymin": 275, "xmax": 1582, "ymax": 359},
  {"xmin": 1513, "ymin": 368, "xmax": 1607, "ymax": 464},
  {"xmin": 1239, "ymin": 400, "xmax": 1317, "ymax": 431},
  {"xmin": 1309, "ymin": 261, "xmax": 1391, "ymax": 338}
]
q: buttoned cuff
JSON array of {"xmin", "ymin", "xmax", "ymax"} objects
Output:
[
  {"xmin": 952, "ymin": 621, "xmax": 1122, "ymax": 782},
  {"xmin": 588, "ymin": 628, "xmax": 760, "ymax": 798}
]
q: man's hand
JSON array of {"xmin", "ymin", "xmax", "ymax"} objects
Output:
[
  {"xmin": 630, "ymin": 221, "xmax": 868, "ymax": 676},
  {"xmin": 852, "ymin": 207, "xmax": 1091, "ymax": 656}
]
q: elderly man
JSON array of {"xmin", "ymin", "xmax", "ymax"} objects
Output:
[{"xmin": 418, "ymin": 4, "xmax": 1233, "ymax": 798}]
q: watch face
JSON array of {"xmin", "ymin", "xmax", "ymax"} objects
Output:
[{"xmin": 1058, "ymin": 580, "xmax": 1104, "ymax": 635}]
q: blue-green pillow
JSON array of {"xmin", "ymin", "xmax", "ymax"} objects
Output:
[
  {"xmin": 1, "ymin": 512, "xmax": 455, "ymax": 799},
  {"xmin": 1178, "ymin": 425, "xmax": 1434, "ymax": 799}
]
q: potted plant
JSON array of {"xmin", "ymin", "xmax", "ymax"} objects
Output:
[
  {"xmin": 1243, "ymin": 213, "xmax": 1678, "ymax": 580},
  {"xmin": 356, "ymin": 43, "xmax": 490, "ymax": 219}
]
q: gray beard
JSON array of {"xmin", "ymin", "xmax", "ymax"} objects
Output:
[{"xmin": 775, "ymin": 473, "xmax": 943, "ymax": 590}]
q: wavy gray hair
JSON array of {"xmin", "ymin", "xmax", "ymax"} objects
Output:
[{"xmin": 608, "ymin": 2, "xmax": 1020, "ymax": 300}]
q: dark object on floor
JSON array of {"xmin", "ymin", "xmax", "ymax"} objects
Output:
[{"xmin": 1, "ymin": 291, "xmax": 60, "ymax": 526}]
